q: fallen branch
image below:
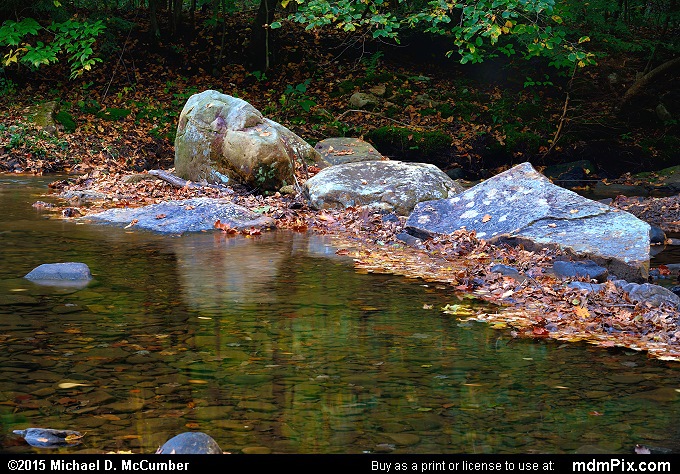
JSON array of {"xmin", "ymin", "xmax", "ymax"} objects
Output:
[
  {"xmin": 617, "ymin": 56, "xmax": 680, "ymax": 113},
  {"xmin": 148, "ymin": 169, "xmax": 232, "ymax": 193}
]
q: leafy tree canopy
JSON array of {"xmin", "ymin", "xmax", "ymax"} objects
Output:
[
  {"xmin": 276, "ymin": 0, "xmax": 596, "ymax": 71},
  {"xmin": 0, "ymin": 2, "xmax": 106, "ymax": 79}
]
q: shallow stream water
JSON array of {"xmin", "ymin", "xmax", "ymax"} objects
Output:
[{"xmin": 1, "ymin": 176, "xmax": 679, "ymax": 454}]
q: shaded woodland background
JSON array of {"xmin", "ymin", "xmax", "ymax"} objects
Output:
[{"xmin": 1, "ymin": 0, "xmax": 678, "ymax": 180}]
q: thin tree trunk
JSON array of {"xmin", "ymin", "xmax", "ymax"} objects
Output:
[
  {"xmin": 248, "ymin": 0, "xmax": 279, "ymax": 71},
  {"xmin": 149, "ymin": 0, "xmax": 161, "ymax": 43}
]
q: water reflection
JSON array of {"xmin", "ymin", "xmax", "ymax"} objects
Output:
[{"xmin": 0, "ymin": 176, "xmax": 679, "ymax": 455}]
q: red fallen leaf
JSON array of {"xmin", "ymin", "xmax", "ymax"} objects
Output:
[
  {"xmin": 532, "ymin": 327, "xmax": 550, "ymax": 337},
  {"xmin": 246, "ymin": 227, "xmax": 261, "ymax": 236},
  {"xmin": 335, "ymin": 249, "xmax": 349, "ymax": 256},
  {"xmin": 155, "ymin": 213, "xmax": 166, "ymax": 219},
  {"xmin": 657, "ymin": 265, "xmax": 670, "ymax": 276},
  {"xmin": 589, "ymin": 411, "xmax": 603, "ymax": 416},
  {"xmin": 214, "ymin": 220, "xmax": 237, "ymax": 234},
  {"xmin": 58, "ymin": 397, "xmax": 79, "ymax": 405}
]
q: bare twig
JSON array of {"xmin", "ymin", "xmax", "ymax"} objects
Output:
[{"xmin": 335, "ymin": 109, "xmax": 430, "ymax": 129}]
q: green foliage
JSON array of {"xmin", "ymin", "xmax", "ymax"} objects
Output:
[
  {"xmin": 286, "ymin": 0, "xmax": 598, "ymax": 72},
  {"xmin": 287, "ymin": 0, "xmax": 402, "ymax": 40},
  {"xmin": 365, "ymin": 126, "xmax": 452, "ymax": 157},
  {"xmin": 0, "ymin": 74, "xmax": 17, "ymax": 96},
  {"xmin": 1, "ymin": 123, "xmax": 69, "ymax": 157},
  {"xmin": 523, "ymin": 74, "xmax": 553, "ymax": 88},
  {"xmin": 278, "ymin": 79, "xmax": 317, "ymax": 122},
  {"xmin": 363, "ymin": 50, "xmax": 384, "ymax": 78},
  {"xmin": 54, "ymin": 110, "xmax": 76, "ymax": 132},
  {"xmin": 0, "ymin": 15, "xmax": 106, "ymax": 79},
  {"xmin": 250, "ymin": 70, "xmax": 268, "ymax": 82}
]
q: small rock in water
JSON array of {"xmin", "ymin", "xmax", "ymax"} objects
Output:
[
  {"xmin": 24, "ymin": 262, "xmax": 92, "ymax": 287},
  {"xmin": 13, "ymin": 428, "xmax": 83, "ymax": 448},
  {"xmin": 156, "ymin": 432, "xmax": 222, "ymax": 454}
]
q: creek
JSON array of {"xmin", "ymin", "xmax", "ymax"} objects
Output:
[{"xmin": 1, "ymin": 175, "xmax": 679, "ymax": 454}]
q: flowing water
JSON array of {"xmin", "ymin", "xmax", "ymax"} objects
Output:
[{"xmin": 1, "ymin": 175, "xmax": 679, "ymax": 455}]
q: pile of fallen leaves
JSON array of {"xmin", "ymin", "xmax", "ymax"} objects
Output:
[
  {"xmin": 42, "ymin": 164, "xmax": 680, "ymax": 363},
  {"xmin": 610, "ymin": 194, "xmax": 680, "ymax": 235}
]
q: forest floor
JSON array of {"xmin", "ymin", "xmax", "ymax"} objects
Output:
[{"xmin": 1, "ymin": 10, "xmax": 680, "ymax": 362}]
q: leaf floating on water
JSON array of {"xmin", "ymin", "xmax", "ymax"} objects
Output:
[
  {"xmin": 422, "ymin": 304, "xmax": 433, "ymax": 310},
  {"xmin": 65, "ymin": 433, "xmax": 85, "ymax": 443},
  {"xmin": 58, "ymin": 382, "xmax": 91, "ymax": 389},
  {"xmin": 482, "ymin": 214, "xmax": 492, "ymax": 223},
  {"xmin": 124, "ymin": 218, "xmax": 139, "ymax": 229},
  {"xmin": 188, "ymin": 379, "xmax": 208, "ymax": 384},
  {"xmin": 441, "ymin": 304, "xmax": 475, "ymax": 316}
]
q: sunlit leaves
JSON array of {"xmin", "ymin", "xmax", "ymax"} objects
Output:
[{"xmin": 0, "ymin": 17, "xmax": 106, "ymax": 79}]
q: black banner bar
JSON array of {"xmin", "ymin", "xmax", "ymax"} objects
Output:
[{"xmin": 0, "ymin": 454, "xmax": 673, "ymax": 474}]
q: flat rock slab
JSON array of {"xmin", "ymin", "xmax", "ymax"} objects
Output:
[
  {"xmin": 86, "ymin": 197, "xmax": 275, "ymax": 234},
  {"xmin": 304, "ymin": 160, "xmax": 464, "ymax": 215},
  {"xmin": 405, "ymin": 162, "xmax": 650, "ymax": 282},
  {"xmin": 314, "ymin": 137, "xmax": 385, "ymax": 166},
  {"xmin": 24, "ymin": 262, "xmax": 92, "ymax": 287}
]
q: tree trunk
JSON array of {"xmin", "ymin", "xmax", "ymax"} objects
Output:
[
  {"xmin": 617, "ymin": 56, "xmax": 680, "ymax": 113},
  {"xmin": 149, "ymin": 0, "xmax": 161, "ymax": 44},
  {"xmin": 172, "ymin": 0, "xmax": 183, "ymax": 37},
  {"xmin": 247, "ymin": 0, "xmax": 279, "ymax": 71}
]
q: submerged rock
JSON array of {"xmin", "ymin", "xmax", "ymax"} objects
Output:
[
  {"xmin": 405, "ymin": 162, "xmax": 651, "ymax": 282},
  {"xmin": 24, "ymin": 262, "xmax": 92, "ymax": 287},
  {"xmin": 13, "ymin": 428, "xmax": 83, "ymax": 448},
  {"xmin": 156, "ymin": 432, "xmax": 222, "ymax": 454},
  {"xmin": 85, "ymin": 197, "xmax": 275, "ymax": 234}
]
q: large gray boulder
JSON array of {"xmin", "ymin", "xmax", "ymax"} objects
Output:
[
  {"xmin": 304, "ymin": 160, "xmax": 464, "ymax": 215},
  {"xmin": 174, "ymin": 90, "xmax": 322, "ymax": 192},
  {"xmin": 405, "ymin": 162, "xmax": 651, "ymax": 282},
  {"xmin": 86, "ymin": 197, "xmax": 275, "ymax": 234}
]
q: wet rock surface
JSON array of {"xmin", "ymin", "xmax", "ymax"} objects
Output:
[
  {"xmin": 156, "ymin": 432, "xmax": 222, "ymax": 454},
  {"xmin": 85, "ymin": 197, "xmax": 275, "ymax": 234}
]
